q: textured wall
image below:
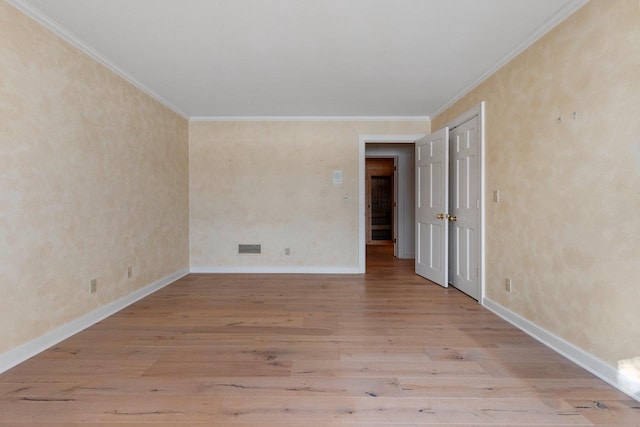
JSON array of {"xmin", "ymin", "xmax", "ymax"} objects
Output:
[
  {"xmin": 0, "ymin": 2, "xmax": 189, "ymax": 353},
  {"xmin": 432, "ymin": 0, "xmax": 640, "ymax": 366},
  {"xmin": 189, "ymin": 121, "xmax": 428, "ymax": 271}
]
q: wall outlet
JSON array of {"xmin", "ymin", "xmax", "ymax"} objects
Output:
[
  {"xmin": 285, "ymin": 248, "xmax": 291, "ymax": 256},
  {"xmin": 90, "ymin": 279, "xmax": 97, "ymax": 294},
  {"xmin": 127, "ymin": 266, "xmax": 133, "ymax": 279},
  {"xmin": 505, "ymin": 278, "xmax": 512, "ymax": 293}
]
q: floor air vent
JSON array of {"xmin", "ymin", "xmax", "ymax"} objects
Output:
[{"xmin": 238, "ymin": 244, "xmax": 261, "ymax": 254}]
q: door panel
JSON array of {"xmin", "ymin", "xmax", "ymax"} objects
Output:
[
  {"xmin": 415, "ymin": 128, "xmax": 448, "ymax": 287},
  {"xmin": 449, "ymin": 117, "xmax": 479, "ymax": 299}
]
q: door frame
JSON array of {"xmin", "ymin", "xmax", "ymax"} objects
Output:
[
  {"xmin": 444, "ymin": 102, "xmax": 486, "ymax": 301},
  {"xmin": 358, "ymin": 134, "xmax": 425, "ymax": 273},
  {"xmin": 357, "ymin": 103, "xmax": 485, "ymax": 302}
]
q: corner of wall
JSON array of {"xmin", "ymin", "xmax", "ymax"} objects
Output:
[
  {"xmin": 483, "ymin": 298, "xmax": 640, "ymax": 402},
  {"xmin": 0, "ymin": 269, "xmax": 189, "ymax": 374}
]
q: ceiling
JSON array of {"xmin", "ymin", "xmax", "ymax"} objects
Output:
[{"xmin": 10, "ymin": 0, "xmax": 586, "ymax": 118}]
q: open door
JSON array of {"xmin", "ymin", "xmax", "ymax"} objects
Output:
[
  {"xmin": 415, "ymin": 127, "xmax": 449, "ymax": 287},
  {"xmin": 449, "ymin": 117, "xmax": 481, "ymax": 299}
]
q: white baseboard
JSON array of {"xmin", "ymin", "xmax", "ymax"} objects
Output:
[
  {"xmin": 483, "ymin": 297, "xmax": 640, "ymax": 402},
  {"xmin": 398, "ymin": 252, "xmax": 415, "ymax": 260},
  {"xmin": 190, "ymin": 265, "xmax": 359, "ymax": 274},
  {"xmin": 0, "ymin": 268, "xmax": 189, "ymax": 374}
]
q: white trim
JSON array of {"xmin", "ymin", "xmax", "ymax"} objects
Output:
[
  {"xmin": 358, "ymin": 134, "xmax": 426, "ymax": 273},
  {"xmin": 6, "ymin": 0, "xmax": 189, "ymax": 119},
  {"xmin": 431, "ymin": 0, "xmax": 588, "ymax": 118},
  {"xmin": 483, "ymin": 297, "xmax": 640, "ymax": 402},
  {"xmin": 444, "ymin": 102, "xmax": 485, "ymax": 301},
  {"xmin": 479, "ymin": 104, "xmax": 486, "ymax": 301},
  {"xmin": 190, "ymin": 266, "xmax": 359, "ymax": 274},
  {"xmin": 190, "ymin": 116, "xmax": 430, "ymax": 123},
  {"xmin": 0, "ymin": 268, "xmax": 189, "ymax": 374}
]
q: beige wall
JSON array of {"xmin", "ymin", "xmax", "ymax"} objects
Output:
[
  {"xmin": 0, "ymin": 2, "xmax": 189, "ymax": 354},
  {"xmin": 189, "ymin": 121, "xmax": 428, "ymax": 271},
  {"xmin": 432, "ymin": 0, "xmax": 640, "ymax": 366}
]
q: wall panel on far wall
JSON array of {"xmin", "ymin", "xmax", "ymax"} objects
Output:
[{"xmin": 189, "ymin": 120, "xmax": 429, "ymax": 273}]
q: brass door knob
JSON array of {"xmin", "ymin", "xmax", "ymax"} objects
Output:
[
  {"xmin": 448, "ymin": 215, "xmax": 457, "ymax": 222},
  {"xmin": 437, "ymin": 213, "xmax": 445, "ymax": 219}
]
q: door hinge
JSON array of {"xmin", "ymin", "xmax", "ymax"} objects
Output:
[
  {"xmin": 393, "ymin": 238, "xmax": 397, "ymax": 243},
  {"xmin": 394, "ymin": 166, "xmax": 397, "ymax": 171}
]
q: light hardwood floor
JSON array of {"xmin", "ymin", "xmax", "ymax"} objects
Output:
[{"xmin": 0, "ymin": 246, "xmax": 638, "ymax": 425}]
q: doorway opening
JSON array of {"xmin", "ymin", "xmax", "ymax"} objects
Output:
[
  {"xmin": 366, "ymin": 158, "xmax": 395, "ymax": 245},
  {"xmin": 360, "ymin": 136, "xmax": 425, "ymax": 270},
  {"xmin": 359, "ymin": 103, "xmax": 485, "ymax": 303},
  {"xmin": 365, "ymin": 144, "xmax": 416, "ymax": 261}
]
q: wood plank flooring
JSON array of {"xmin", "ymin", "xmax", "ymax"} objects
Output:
[{"xmin": 0, "ymin": 246, "xmax": 638, "ymax": 425}]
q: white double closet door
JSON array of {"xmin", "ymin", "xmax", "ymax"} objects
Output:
[{"xmin": 415, "ymin": 115, "xmax": 480, "ymax": 300}]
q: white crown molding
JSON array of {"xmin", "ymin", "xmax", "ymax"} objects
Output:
[
  {"xmin": 0, "ymin": 268, "xmax": 189, "ymax": 374},
  {"xmin": 431, "ymin": 0, "xmax": 588, "ymax": 119},
  {"xmin": 190, "ymin": 266, "xmax": 359, "ymax": 274},
  {"xmin": 483, "ymin": 297, "xmax": 640, "ymax": 402},
  {"xmin": 189, "ymin": 116, "xmax": 430, "ymax": 123},
  {"xmin": 359, "ymin": 134, "xmax": 426, "ymax": 143},
  {"xmin": 6, "ymin": 0, "xmax": 189, "ymax": 119}
]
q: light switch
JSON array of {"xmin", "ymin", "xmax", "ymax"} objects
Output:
[
  {"xmin": 332, "ymin": 170, "xmax": 343, "ymax": 185},
  {"xmin": 493, "ymin": 190, "xmax": 500, "ymax": 203}
]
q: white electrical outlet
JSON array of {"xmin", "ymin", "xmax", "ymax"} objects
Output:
[
  {"xmin": 285, "ymin": 248, "xmax": 291, "ymax": 256},
  {"xmin": 127, "ymin": 266, "xmax": 133, "ymax": 279},
  {"xmin": 505, "ymin": 278, "xmax": 512, "ymax": 292},
  {"xmin": 90, "ymin": 279, "xmax": 97, "ymax": 294}
]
